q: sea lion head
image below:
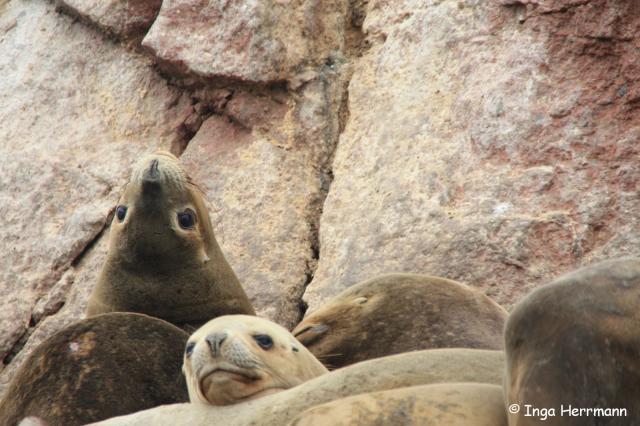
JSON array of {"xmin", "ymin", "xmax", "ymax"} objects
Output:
[
  {"xmin": 108, "ymin": 151, "xmax": 213, "ymax": 267},
  {"xmin": 183, "ymin": 315, "xmax": 328, "ymax": 405},
  {"xmin": 291, "ymin": 278, "xmax": 384, "ymax": 362}
]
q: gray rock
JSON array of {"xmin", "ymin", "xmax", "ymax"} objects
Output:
[
  {"xmin": 304, "ymin": 0, "xmax": 640, "ymax": 312},
  {"xmin": 142, "ymin": 0, "xmax": 349, "ymax": 83},
  {"xmin": 0, "ymin": 0, "xmax": 191, "ymax": 392},
  {"xmin": 57, "ymin": 0, "xmax": 162, "ymax": 39}
]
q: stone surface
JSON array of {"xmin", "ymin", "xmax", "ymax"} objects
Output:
[
  {"xmin": 57, "ymin": 0, "xmax": 162, "ymax": 39},
  {"xmin": 180, "ymin": 77, "xmax": 344, "ymax": 327},
  {"xmin": 142, "ymin": 0, "xmax": 349, "ymax": 83},
  {"xmin": 90, "ymin": 349, "xmax": 505, "ymax": 426},
  {"xmin": 0, "ymin": 0, "xmax": 191, "ymax": 392},
  {"xmin": 505, "ymin": 257, "xmax": 640, "ymax": 425},
  {"xmin": 304, "ymin": 0, "xmax": 640, "ymax": 312}
]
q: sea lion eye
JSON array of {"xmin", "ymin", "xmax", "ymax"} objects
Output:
[
  {"xmin": 116, "ymin": 205, "xmax": 127, "ymax": 222},
  {"xmin": 253, "ymin": 334, "xmax": 273, "ymax": 350},
  {"xmin": 177, "ymin": 209, "xmax": 196, "ymax": 229},
  {"xmin": 185, "ymin": 342, "xmax": 195, "ymax": 357}
]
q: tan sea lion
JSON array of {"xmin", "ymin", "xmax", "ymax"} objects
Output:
[
  {"xmin": 86, "ymin": 151, "xmax": 255, "ymax": 328},
  {"xmin": 505, "ymin": 257, "xmax": 640, "ymax": 426},
  {"xmin": 89, "ymin": 348, "xmax": 505, "ymax": 426},
  {"xmin": 288, "ymin": 383, "xmax": 508, "ymax": 426},
  {"xmin": 0, "ymin": 313, "xmax": 189, "ymax": 426},
  {"xmin": 292, "ymin": 273, "xmax": 508, "ymax": 368},
  {"xmin": 184, "ymin": 315, "xmax": 327, "ymax": 405}
]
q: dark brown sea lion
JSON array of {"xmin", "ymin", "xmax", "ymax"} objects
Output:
[
  {"xmin": 86, "ymin": 151, "xmax": 255, "ymax": 328},
  {"xmin": 292, "ymin": 273, "xmax": 508, "ymax": 368},
  {"xmin": 0, "ymin": 313, "xmax": 189, "ymax": 426},
  {"xmin": 505, "ymin": 257, "xmax": 640, "ymax": 426}
]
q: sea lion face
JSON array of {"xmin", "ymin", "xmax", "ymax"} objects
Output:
[
  {"xmin": 183, "ymin": 315, "xmax": 328, "ymax": 405},
  {"xmin": 292, "ymin": 285, "xmax": 381, "ymax": 362},
  {"xmin": 109, "ymin": 151, "xmax": 212, "ymax": 266}
]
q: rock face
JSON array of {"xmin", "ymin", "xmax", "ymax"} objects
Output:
[
  {"xmin": 0, "ymin": 0, "xmax": 192, "ymax": 393},
  {"xmin": 142, "ymin": 0, "xmax": 349, "ymax": 83},
  {"xmin": 57, "ymin": 0, "xmax": 162, "ymax": 39},
  {"xmin": 304, "ymin": 0, "xmax": 640, "ymax": 311}
]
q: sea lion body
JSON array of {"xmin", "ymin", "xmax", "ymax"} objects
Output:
[
  {"xmin": 0, "ymin": 313, "xmax": 189, "ymax": 426},
  {"xmin": 184, "ymin": 315, "xmax": 327, "ymax": 405},
  {"xmin": 89, "ymin": 348, "xmax": 505, "ymax": 426},
  {"xmin": 86, "ymin": 151, "xmax": 254, "ymax": 328},
  {"xmin": 505, "ymin": 257, "xmax": 640, "ymax": 426},
  {"xmin": 288, "ymin": 383, "xmax": 507, "ymax": 426},
  {"xmin": 293, "ymin": 273, "xmax": 508, "ymax": 368}
]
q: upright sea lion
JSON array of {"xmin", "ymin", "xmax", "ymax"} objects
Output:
[
  {"xmin": 292, "ymin": 273, "xmax": 508, "ymax": 368},
  {"xmin": 288, "ymin": 383, "xmax": 508, "ymax": 426},
  {"xmin": 89, "ymin": 348, "xmax": 505, "ymax": 426},
  {"xmin": 183, "ymin": 315, "xmax": 327, "ymax": 405},
  {"xmin": 0, "ymin": 313, "xmax": 189, "ymax": 426},
  {"xmin": 86, "ymin": 151, "xmax": 255, "ymax": 328},
  {"xmin": 505, "ymin": 257, "xmax": 640, "ymax": 426}
]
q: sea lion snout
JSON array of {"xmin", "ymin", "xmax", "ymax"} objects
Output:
[
  {"xmin": 292, "ymin": 324, "xmax": 329, "ymax": 347},
  {"xmin": 183, "ymin": 315, "xmax": 328, "ymax": 405},
  {"xmin": 141, "ymin": 158, "xmax": 163, "ymax": 195},
  {"xmin": 144, "ymin": 158, "xmax": 160, "ymax": 180},
  {"xmin": 205, "ymin": 332, "xmax": 227, "ymax": 356}
]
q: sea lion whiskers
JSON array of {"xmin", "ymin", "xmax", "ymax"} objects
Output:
[
  {"xmin": 86, "ymin": 152, "xmax": 255, "ymax": 328},
  {"xmin": 184, "ymin": 315, "xmax": 327, "ymax": 405}
]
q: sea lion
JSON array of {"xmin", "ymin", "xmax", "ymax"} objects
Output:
[
  {"xmin": 292, "ymin": 273, "xmax": 508, "ymax": 368},
  {"xmin": 288, "ymin": 383, "xmax": 508, "ymax": 426},
  {"xmin": 183, "ymin": 315, "xmax": 327, "ymax": 405},
  {"xmin": 0, "ymin": 313, "xmax": 189, "ymax": 426},
  {"xmin": 505, "ymin": 257, "xmax": 640, "ymax": 426},
  {"xmin": 86, "ymin": 151, "xmax": 255, "ymax": 328},
  {"xmin": 89, "ymin": 348, "xmax": 505, "ymax": 426}
]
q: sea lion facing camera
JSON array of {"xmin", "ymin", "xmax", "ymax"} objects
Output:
[
  {"xmin": 183, "ymin": 315, "xmax": 327, "ymax": 405},
  {"xmin": 292, "ymin": 273, "xmax": 508, "ymax": 368},
  {"xmin": 86, "ymin": 151, "xmax": 255, "ymax": 328}
]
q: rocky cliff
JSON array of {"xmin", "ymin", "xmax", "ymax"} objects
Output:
[{"xmin": 1, "ymin": 0, "xmax": 639, "ymax": 396}]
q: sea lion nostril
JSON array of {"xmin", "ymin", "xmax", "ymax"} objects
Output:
[
  {"xmin": 205, "ymin": 332, "xmax": 227, "ymax": 355},
  {"xmin": 144, "ymin": 159, "xmax": 160, "ymax": 181}
]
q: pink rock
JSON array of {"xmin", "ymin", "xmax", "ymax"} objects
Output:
[
  {"xmin": 57, "ymin": 0, "xmax": 162, "ymax": 39},
  {"xmin": 142, "ymin": 0, "xmax": 348, "ymax": 83},
  {"xmin": 304, "ymin": 0, "xmax": 640, "ymax": 312},
  {"xmin": 0, "ymin": 0, "xmax": 191, "ymax": 392}
]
